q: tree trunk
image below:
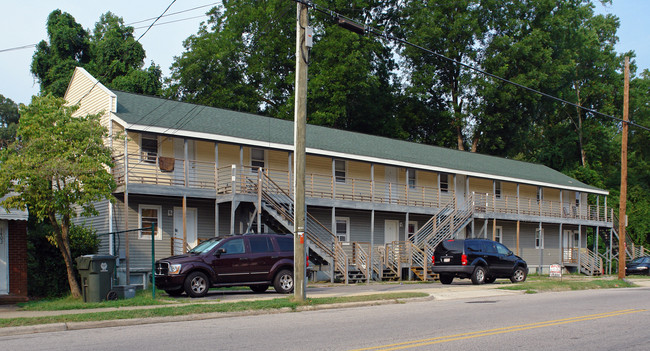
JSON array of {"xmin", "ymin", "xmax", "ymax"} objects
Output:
[{"xmin": 49, "ymin": 212, "xmax": 82, "ymax": 298}]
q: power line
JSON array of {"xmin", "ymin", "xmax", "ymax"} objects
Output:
[
  {"xmin": 0, "ymin": 44, "xmax": 37, "ymax": 53},
  {"xmin": 126, "ymin": 2, "xmax": 219, "ymax": 26},
  {"xmin": 292, "ymin": 0, "xmax": 650, "ymax": 132},
  {"xmin": 75, "ymin": 0, "xmax": 178, "ymax": 105}
]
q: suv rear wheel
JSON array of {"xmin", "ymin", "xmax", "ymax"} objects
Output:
[
  {"xmin": 439, "ymin": 274, "xmax": 454, "ymax": 285},
  {"xmin": 185, "ymin": 271, "xmax": 209, "ymax": 298},
  {"xmin": 510, "ymin": 266, "xmax": 527, "ymax": 283},
  {"xmin": 273, "ymin": 269, "xmax": 294, "ymax": 294},
  {"xmin": 250, "ymin": 284, "xmax": 269, "ymax": 293},
  {"xmin": 471, "ymin": 266, "xmax": 486, "ymax": 285}
]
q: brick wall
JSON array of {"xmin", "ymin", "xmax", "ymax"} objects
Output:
[{"xmin": 1, "ymin": 220, "xmax": 28, "ymax": 303}]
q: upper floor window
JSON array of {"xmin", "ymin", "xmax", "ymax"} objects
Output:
[
  {"xmin": 335, "ymin": 159, "xmax": 346, "ymax": 183},
  {"xmin": 440, "ymin": 173, "xmax": 449, "ymax": 193},
  {"xmin": 251, "ymin": 148, "xmax": 265, "ymax": 172},
  {"xmin": 494, "ymin": 181, "xmax": 501, "ymax": 199},
  {"xmin": 575, "ymin": 192, "xmax": 581, "ymax": 207},
  {"xmin": 141, "ymin": 134, "xmax": 158, "ymax": 163},
  {"xmin": 408, "ymin": 169, "xmax": 416, "ymax": 189}
]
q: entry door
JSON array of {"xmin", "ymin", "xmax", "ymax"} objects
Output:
[
  {"xmin": 385, "ymin": 220, "xmax": 400, "ymax": 244},
  {"xmin": 174, "ymin": 207, "xmax": 198, "ymax": 254},
  {"xmin": 563, "ymin": 230, "xmax": 575, "ymax": 261},
  {"xmin": 385, "ymin": 167, "xmax": 398, "ymax": 203},
  {"xmin": 455, "ymin": 174, "xmax": 466, "ymax": 208},
  {"xmin": 0, "ymin": 221, "xmax": 8, "ymax": 295},
  {"xmin": 174, "ymin": 139, "xmax": 196, "ymax": 186}
]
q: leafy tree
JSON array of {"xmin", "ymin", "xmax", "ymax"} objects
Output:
[
  {"xmin": 166, "ymin": 1, "xmax": 402, "ymax": 138},
  {"xmin": 0, "ymin": 95, "xmax": 115, "ymax": 297},
  {"xmin": 0, "ymin": 94, "xmax": 20, "ymax": 148},
  {"xmin": 31, "ymin": 10, "xmax": 161, "ymax": 97}
]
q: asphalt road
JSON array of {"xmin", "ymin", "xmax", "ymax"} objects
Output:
[{"xmin": 1, "ymin": 286, "xmax": 648, "ymax": 350}]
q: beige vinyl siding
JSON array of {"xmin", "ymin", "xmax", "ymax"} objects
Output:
[
  {"xmin": 519, "ymin": 184, "xmax": 537, "ymax": 198},
  {"xmin": 417, "ymin": 170, "xmax": 437, "ymax": 188},
  {"xmin": 217, "ymin": 143, "xmax": 240, "ymax": 167},
  {"xmin": 348, "ymin": 161, "xmax": 371, "ymax": 180},
  {"xmin": 502, "ymin": 182, "xmax": 517, "ymax": 198},
  {"xmin": 268, "ymin": 150, "xmax": 289, "ymax": 171},
  {"xmin": 544, "ymin": 188, "xmax": 561, "ymax": 202},
  {"xmin": 159, "ymin": 136, "xmax": 173, "ymax": 157},
  {"xmin": 470, "ymin": 178, "xmax": 493, "ymax": 195},
  {"xmin": 307, "ymin": 155, "xmax": 331, "ymax": 175},
  {"xmin": 196, "ymin": 140, "xmax": 214, "ymax": 163},
  {"xmin": 373, "ymin": 164, "xmax": 387, "ymax": 183},
  {"xmin": 65, "ymin": 68, "xmax": 112, "ymax": 127}
]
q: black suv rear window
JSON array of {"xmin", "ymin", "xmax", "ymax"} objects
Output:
[{"xmin": 441, "ymin": 240, "xmax": 464, "ymax": 252}]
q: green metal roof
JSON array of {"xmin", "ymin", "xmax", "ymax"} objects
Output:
[{"xmin": 113, "ymin": 90, "xmax": 605, "ymax": 194}]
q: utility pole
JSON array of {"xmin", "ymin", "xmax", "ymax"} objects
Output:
[
  {"xmin": 618, "ymin": 56, "xmax": 629, "ymax": 280},
  {"xmin": 293, "ymin": 2, "xmax": 309, "ymax": 301}
]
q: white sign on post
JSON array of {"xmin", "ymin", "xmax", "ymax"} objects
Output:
[{"xmin": 549, "ymin": 264, "xmax": 562, "ymax": 278}]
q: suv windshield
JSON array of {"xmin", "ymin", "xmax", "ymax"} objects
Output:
[{"xmin": 188, "ymin": 238, "xmax": 222, "ymax": 254}]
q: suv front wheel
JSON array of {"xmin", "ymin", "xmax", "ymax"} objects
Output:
[
  {"xmin": 510, "ymin": 266, "xmax": 527, "ymax": 283},
  {"xmin": 471, "ymin": 266, "xmax": 486, "ymax": 285},
  {"xmin": 185, "ymin": 271, "xmax": 209, "ymax": 298},
  {"xmin": 274, "ymin": 269, "xmax": 294, "ymax": 294}
]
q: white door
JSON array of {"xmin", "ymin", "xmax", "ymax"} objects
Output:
[
  {"xmin": 385, "ymin": 167, "xmax": 398, "ymax": 203},
  {"xmin": 174, "ymin": 139, "xmax": 196, "ymax": 186},
  {"xmin": 385, "ymin": 220, "xmax": 400, "ymax": 244},
  {"xmin": 455, "ymin": 174, "xmax": 466, "ymax": 208},
  {"xmin": 173, "ymin": 207, "xmax": 197, "ymax": 254},
  {"xmin": 563, "ymin": 230, "xmax": 575, "ymax": 261},
  {"xmin": 0, "ymin": 221, "xmax": 8, "ymax": 295}
]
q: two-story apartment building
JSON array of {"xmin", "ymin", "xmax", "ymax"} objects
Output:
[{"xmin": 66, "ymin": 67, "xmax": 616, "ymax": 286}]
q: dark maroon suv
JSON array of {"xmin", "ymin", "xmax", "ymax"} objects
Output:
[{"xmin": 155, "ymin": 233, "xmax": 295, "ymax": 297}]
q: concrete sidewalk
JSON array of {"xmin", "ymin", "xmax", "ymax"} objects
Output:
[{"xmin": 1, "ymin": 278, "xmax": 648, "ymax": 337}]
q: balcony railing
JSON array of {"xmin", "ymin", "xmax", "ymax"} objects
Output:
[
  {"xmin": 473, "ymin": 193, "xmax": 611, "ymax": 222},
  {"xmin": 112, "ymin": 153, "xmax": 611, "ymax": 223}
]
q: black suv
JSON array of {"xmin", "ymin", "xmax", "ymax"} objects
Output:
[
  {"xmin": 155, "ymin": 233, "xmax": 295, "ymax": 297},
  {"xmin": 431, "ymin": 239, "xmax": 528, "ymax": 285}
]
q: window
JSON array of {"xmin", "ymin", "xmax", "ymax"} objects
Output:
[
  {"xmin": 494, "ymin": 226, "xmax": 503, "ymax": 243},
  {"xmin": 535, "ymin": 228, "xmax": 544, "ymax": 249},
  {"xmin": 335, "ymin": 217, "xmax": 349, "ymax": 242},
  {"xmin": 495, "ymin": 242, "xmax": 510, "ymax": 255},
  {"xmin": 575, "ymin": 192, "xmax": 581, "ymax": 207},
  {"xmin": 440, "ymin": 173, "xmax": 449, "ymax": 193},
  {"xmin": 249, "ymin": 237, "xmax": 273, "ymax": 253},
  {"xmin": 221, "ymin": 238, "xmax": 245, "ymax": 254},
  {"xmin": 407, "ymin": 221, "xmax": 418, "ymax": 240},
  {"xmin": 494, "ymin": 181, "xmax": 501, "ymax": 199},
  {"xmin": 139, "ymin": 205, "xmax": 162, "ymax": 240},
  {"xmin": 141, "ymin": 134, "xmax": 158, "ymax": 163},
  {"xmin": 408, "ymin": 169, "xmax": 416, "ymax": 189},
  {"xmin": 276, "ymin": 237, "xmax": 293, "ymax": 252},
  {"xmin": 251, "ymin": 148, "xmax": 265, "ymax": 172},
  {"xmin": 334, "ymin": 159, "xmax": 346, "ymax": 183}
]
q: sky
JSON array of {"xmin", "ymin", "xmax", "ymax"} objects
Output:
[{"xmin": 0, "ymin": 0, "xmax": 648, "ymax": 106}]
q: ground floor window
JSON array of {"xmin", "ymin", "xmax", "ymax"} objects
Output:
[
  {"xmin": 407, "ymin": 221, "xmax": 418, "ymax": 240},
  {"xmin": 494, "ymin": 226, "xmax": 503, "ymax": 243},
  {"xmin": 535, "ymin": 227, "xmax": 544, "ymax": 249},
  {"xmin": 335, "ymin": 217, "xmax": 349, "ymax": 242},
  {"xmin": 139, "ymin": 205, "xmax": 162, "ymax": 240}
]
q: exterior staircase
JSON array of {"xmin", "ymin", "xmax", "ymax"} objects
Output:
[
  {"xmin": 408, "ymin": 194, "xmax": 475, "ymax": 280},
  {"xmin": 247, "ymin": 171, "xmax": 353, "ymax": 282}
]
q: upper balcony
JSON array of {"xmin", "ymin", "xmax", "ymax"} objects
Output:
[{"xmin": 112, "ymin": 153, "xmax": 612, "ymax": 225}]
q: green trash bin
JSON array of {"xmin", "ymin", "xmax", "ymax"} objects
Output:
[{"xmin": 76, "ymin": 255, "xmax": 117, "ymax": 302}]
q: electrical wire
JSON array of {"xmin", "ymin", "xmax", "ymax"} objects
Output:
[
  {"xmin": 74, "ymin": 0, "xmax": 178, "ymax": 106},
  {"xmin": 291, "ymin": 0, "xmax": 650, "ymax": 132}
]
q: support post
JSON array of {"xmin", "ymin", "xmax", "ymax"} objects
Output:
[
  {"xmin": 293, "ymin": 2, "xmax": 308, "ymax": 301},
  {"xmin": 618, "ymin": 57, "xmax": 630, "ymax": 279}
]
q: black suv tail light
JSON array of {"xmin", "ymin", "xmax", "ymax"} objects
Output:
[
  {"xmin": 461, "ymin": 254, "xmax": 468, "ymax": 266},
  {"xmin": 431, "ymin": 255, "xmax": 435, "ymax": 265}
]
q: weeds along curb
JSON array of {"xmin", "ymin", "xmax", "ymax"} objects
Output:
[{"xmin": 0, "ymin": 295, "xmax": 434, "ymax": 337}]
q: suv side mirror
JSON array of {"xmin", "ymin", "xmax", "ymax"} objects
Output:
[
  {"xmin": 215, "ymin": 248, "xmax": 226, "ymax": 257},
  {"xmin": 508, "ymin": 250, "xmax": 513, "ymax": 256}
]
